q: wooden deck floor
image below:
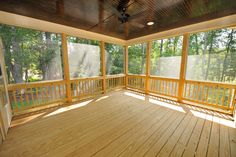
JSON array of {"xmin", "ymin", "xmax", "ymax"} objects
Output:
[{"xmin": 0, "ymin": 90, "xmax": 235, "ymax": 157}]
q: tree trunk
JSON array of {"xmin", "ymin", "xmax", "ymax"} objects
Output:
[
  {"xmin": 25, "ymin": 69, "xmax": 28, "ymax": 82},
  {"xmin": 140, "ymin": 44, "xmax": 146, "ymax": 74},
  {"xmin": 157, "ymin": 39, "xmax": 163, "ymax": 75},
  {"xmin": 42, "ymin": 32, "xmax": 52, "ymax": 80},
  {"xmin": 11, "ymin": 27, "xmax": 23, "ymax": 83},
  {"xmin": 201, "ymin": 33, "xmax": 208, "ymax": 80},
  {"xmin": 220, "ymin": 29, "xmax": 234, "ymax": 82},
  {"xmin": 205, "ymin": 32, "xmax": 215, "ymax": 80}
]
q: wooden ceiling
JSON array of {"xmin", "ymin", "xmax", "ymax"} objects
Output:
[{"xmin": 0, "ymin": 0, "xmax": 235, "ymax": 40}]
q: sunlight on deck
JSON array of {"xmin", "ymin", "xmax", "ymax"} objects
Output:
[
  {"xmin": 44, "ymin": 100, "xmax": 93, "ymax": 117},
  {"xmin": 124, "ymin": 91, "xmax": 145, "ymax": 100},
  {"xmin": 95, "ymin": 95, "xmax": 109, "ymax": 102},
  {"xmin": 190, "ymin": 110, "xmax": 235, "ymax": 128},
  {"xmin": 149, "ymin": 98, "xmax": 186, "ymax": 113},
  {"xmin": 11, "ymin": 112, "xmax": 45, "ymax": 127}
]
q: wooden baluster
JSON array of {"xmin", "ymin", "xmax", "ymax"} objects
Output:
[
  {"xmin": 188, "ymin": 83, "xmax": 191, "ymax": 99},
  {"xmin": 45, "ymin": 85, "xmax": 49, "ymax": 103},
  {"xmin": 201, "ymin": 85, "xmax": 205, "ymax": 102},
  {"xmin": 159, "ymin": 80, "xmax": 162, "ymax": 93},
  {"xmin": 82, "ymin": 81, "xmax": 85, "ymax": 97},
  {"xmin": 182, "ymin": 82, "xmax": 185, "ymax": 98},
  {"xmin": 192, "ymin": 83, "xmax": 196, "ymax": 100},
  {"xmin": 221, "ymin": 88, "xmax": 226, "ymax": 107},
  {"xmin": 50, "ymin": 85, "xmax": 53, "ymax": 103},
  {"xmin": 30, "ymin": 88, "xmax": 35, "ymax": 106},
  {"xmin": 53, "ymin": 85, "xmax": 57, "ymax": 101},
  {"xmin": 216, "ymin": 86, "xmax": 220, "ymax": 106},
  {"xmin": 205, "ymin": 85, "xmax": 209, "ymax": 103},
  {"xmin": 209, "ymin": 86, "xmax": 213, "ymax": 105},
  {"xmin": 13, "ymin": 90, "xmax": 18, "ymax": 111},
  {"xmin": 41, "ymin": 86, "xmax": 45, "ymax": 104},
  {"xmin": 227, "ymin": 89, "xmax": 232, "ymax": 108},
  {"xmin": 58, "ymin": 84, "xmax": 61, "ymax": 98},
  {"xmin": 19, "ymin": 89, "xmax": 24, "ymax": 109},
  {"xmin": 36, "ymin": 87, "xmax": 39, "ymax": 105},
  {"xmin": 173, "ymin": 81, "xmax": 177, "ymax": 96},
  {"xmin": 196, "ymin": 83, "xmax": 200, "ymax": 101},
  {"xmin": 76, "ymin": 82, "xmax": 79, "ymax": 97},
  {"xmin": 61, "ymin": 83, "xmax": 64, "ymax": 99},
  {"xmin": 150, "ymin": 79, "xmax": 153, "ymax": 92},
  {"xmin": 25, "ymin": 88, "xmax": 29, "ymax": 107}
]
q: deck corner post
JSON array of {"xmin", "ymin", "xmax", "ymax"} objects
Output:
[
  {"xmin": 178, "ymin": 33, "xmax": 189, "ymax": 103},
  {"xmin": 61, "ymin": 33, "xmax": 72, "ymax": 103},
  {"xmin": 145, "ymin": 41, "xmax": 151, "ymax": 95},
  {"xmin": 100, "ymin": 41, "xmax": 106, "ymax": 94},
  {"xmin": 124, "ymin": 45, "xmax": 128, "ymax": 89}
]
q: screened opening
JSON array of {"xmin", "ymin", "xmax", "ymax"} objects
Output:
[
  {"xmin": 128, "ymin": 43, "xmax": 147, "ymax": 75},
  {"xmin": 186, "ymin": 28, "xmax": 236, "ymax": 83},
  {"xmin": 0, "ymin": 24, "xmax": 63, "ymax": 84},
  {"xmin": 67, "ymin": 36, "xmax": 101, "ymax": 78},
  {"xmin": 151, "ymin": 36, "xmax": 183, "ymax": 78},
  {"xmin": 105, "ymin": 43, "xmax": 124, "ymax": 75}
]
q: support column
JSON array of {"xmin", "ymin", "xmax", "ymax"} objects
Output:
[
  {"xmin": 178, "ymin": 34, "xmax": 189, "ymax": 102},
  {"xmin": 124, "ymin": 45, "xmax": 128, "ymax": 88},
  {"xmin": 100, "ymin": 41, "xmax": 106, "ymax": 93},
  {"xmin": 145, "ymin": 41, "xmax": 151, "ymax": 94},
  {"xmin": 61, "ymin": 33, "xmax": 72, "ymax": 103}
]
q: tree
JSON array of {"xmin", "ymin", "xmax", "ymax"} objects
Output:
[{"xmin": 0, "ymin": 24, "xmax": 62, "ymax": 83}]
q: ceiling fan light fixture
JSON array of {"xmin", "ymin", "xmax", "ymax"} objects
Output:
[{"xmin": 147, "ymin": 21, "xmax": 154, "ymax": 26}]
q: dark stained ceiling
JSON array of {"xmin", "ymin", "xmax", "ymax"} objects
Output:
[{"xmin": 0, "ymin": 0, "xmax": 235, "ymax": 40}]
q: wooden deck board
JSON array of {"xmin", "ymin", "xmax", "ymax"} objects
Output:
[{"xmin": 0, "ymin": 90, "xmax": 235, "ymax": 157}]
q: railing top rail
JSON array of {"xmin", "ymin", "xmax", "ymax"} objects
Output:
[
  {"xmin": 127, "ymin": 74, "xmax": 146, "ymax": 78},
  {"xmin": 70, "ymin": 76, "xmax": 103, "ymax": 82},
  {"xmin": 8, "ymin": 80, "xmax": 66, "ymax": 90},
  {"xmin": 149, "ymin": 75, "xmax": 179, "ymax": 81},
  {"xmin": 106, "ymin": 74, "xmax": 125, "ymax": 78},
  {"xmin": 185, "ymin": 79, "xmax": 236, "ymax": 88}
]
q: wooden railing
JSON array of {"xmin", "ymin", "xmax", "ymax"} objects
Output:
[
  {"xmin": 125, "ymin": 74, "xmax": 236, "ymax": 113},
  {"xmin": 8, "ymin": 80, "xmax": 66, "ymax": 113},
  {"xmin": 183, "ymin": 80, "xmax": 236, "ymax": 111},
  {"xmin": 149, "ymin": 76, "xmax": 179, "ymax": 98},
  {"xmin": 70, "ymin": 77, "xmax": 103, "ymax": 100},
  {"xmin": 106, "ymin": 75, "xmax": 125, "ymax": 91},
  {"xmin": 6, "ymin": 73, "xmax": 236, "ymax": 115},
  {"xmin": 127, "ymin": 74, "xmax": 146, "ymax": 91},
  {"xmin": 7, "ymin": 75, "xmax": 127, "ymax": 114}
]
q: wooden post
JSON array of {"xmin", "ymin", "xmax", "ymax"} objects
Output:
[
  {"xmin": 124, "ymin": 45, "xmax": 128, "ymax": 88},
  {"xmin": 61, "ymin": 33, "xmax": 72, "ymax": 103},
  {"xmin": 178, "ymin": 34, "xmax": 189, "ymax": 102},
  {"xmin": 100, "ymin": 41, "xmax": 106, "ymax": 93},
  {"xmin": 145, "ymin": 41, "xmax": 151, "ymax": 94}
]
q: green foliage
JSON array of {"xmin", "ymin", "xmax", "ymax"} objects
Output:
[
  {"xmin": 128, "ymin": 43, "xmax": 147, "ymax": 74},
  {"xmin": 0, "ymin": 24, "xmax": 235, "ymax": 84},
  {"xmin": 105, "ymin": 43, "xmax": 124, "ymax": 75},
  {"xmin": 0, "ymin": 24, "xmax": 62, "ymax": 83},
  {"xmin": 187, "ymin": 28, "xmax": 236, "ymax": 83}
]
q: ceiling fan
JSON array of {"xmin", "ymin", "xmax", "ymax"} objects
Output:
[{"xmin": 105, "ymin": 0, "xmax": 145, "ymax": 29}]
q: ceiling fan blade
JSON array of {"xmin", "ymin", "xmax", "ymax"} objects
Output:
[
  {"xmin": 129, "ymin": 21, "xmax": 145, "ymax": 28},
  {"xmin": 104, "ymin": 0, "xmax": 122, "ymax": 18}
]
